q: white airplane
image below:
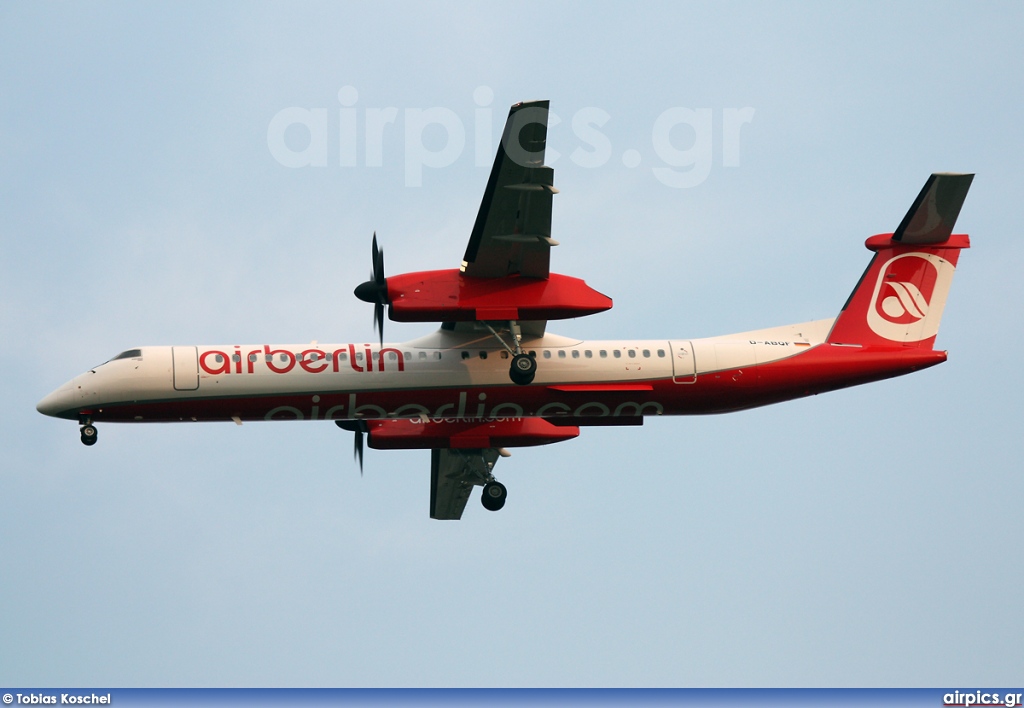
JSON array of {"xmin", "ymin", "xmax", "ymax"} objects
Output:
[{"xmin": 37, "ymin": 100, "xmax": 974, "ymax": 519}]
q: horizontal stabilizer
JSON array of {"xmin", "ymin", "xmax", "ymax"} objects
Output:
[{"xmin": 893, "ymin": 173, "xmax": 974, "ymax": 244}]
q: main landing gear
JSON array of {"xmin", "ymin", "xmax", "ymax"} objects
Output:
[
  {"xmin": 462, "ymin": 448, "xmax": 508, "ymax": 513},
  {"xmin": 481, "ymin": 481, "xmax": 507, "ymax": 512},
  {"xmin": 484, "ymin": 320, "xmax": 537, "ymax": 386},
  {"xmin": 510, "ymin": 354, "xmax": 536, "ymax": 386},
  {"xmin": 80, "ymin": 421, "xmax": 98, "ymax": 446}
]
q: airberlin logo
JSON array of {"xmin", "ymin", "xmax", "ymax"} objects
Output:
[
  {"xmin": 198, "ymin": 344, "xmax": 405, "ymax": 376},
  {"xmin": 866, "ymin": 252, "xmax": 954, "ymax": 342},
  {"xmin": 879, "ymin": 280, "xmax": 929, "ymax": 323}
]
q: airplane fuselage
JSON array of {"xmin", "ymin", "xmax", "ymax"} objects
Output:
[{"xmin": 36, "ymin": 318, "xmax": 946, "ymax": 426}]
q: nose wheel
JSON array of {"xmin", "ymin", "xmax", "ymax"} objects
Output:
[
  {"xmin": 481, "ymin": 481, "xmax": 507, "ymax": 511},
  {"xmin": 80, "ymin": 424, "xmax": 98, "ymax": 446}
]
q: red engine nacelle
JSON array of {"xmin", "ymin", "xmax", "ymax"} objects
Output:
[
  {"xmin": 366, "ymin": 417, "xmax": 581, "ymax": 450},
  {"xmin": 384, "ymin": 269, "xmax": 612, "ymax": 322}
]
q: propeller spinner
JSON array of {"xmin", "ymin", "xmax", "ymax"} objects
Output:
[{"xmin": 353, "ymin": 232, "xmax": 389, "ymax": 346}]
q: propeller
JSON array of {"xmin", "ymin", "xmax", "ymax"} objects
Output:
[
  {"xmin": 335, "ymin": 419, "xmax": 369, "ymax": 474},
  {"xmin": 353, "ymin": 232, "xmax": 389, "ymax": 346}
]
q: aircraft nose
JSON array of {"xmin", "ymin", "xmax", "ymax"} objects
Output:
[{"xmin": 37, "ymin": 379, "xmax": 75, "ymax": 418}]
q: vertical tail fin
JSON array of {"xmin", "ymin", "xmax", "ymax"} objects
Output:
[{"xmin": 827, "ymin": 173, "xmax": 973, "ymax": 349}]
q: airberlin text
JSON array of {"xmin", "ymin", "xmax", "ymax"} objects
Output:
[
  {"xmin": 264, "ymin": 391, "xmax": 663, "ymax": 421},
  {"xmin": 199, "ymin": 345, "xmax": 403, "ymax": 376},
  {"xmin": 11, "ymin": 696, "xmax": 110, "ymax": 705}
]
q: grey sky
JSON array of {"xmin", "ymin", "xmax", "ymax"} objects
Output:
[{"xmin": 2, "ymin": 1, "xmax": 1022, "ymax": 686}]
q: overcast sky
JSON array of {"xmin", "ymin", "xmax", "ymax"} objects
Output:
[{"xmin": 2, "ymin": 1, "xmax": 1022, "ymax": 687}]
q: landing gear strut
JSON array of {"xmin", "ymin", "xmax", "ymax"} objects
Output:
[
  {"xmin": 80, "ymin": 423, "xmax": 98, "ymax": 446},
  {"xmin": 481, "ymin": 481, "xmax": 507, "ymax": 511}
]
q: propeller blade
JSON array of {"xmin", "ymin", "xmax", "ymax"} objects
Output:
[
  {"xmin": 336, "ymin": 419, "xmax": 367, "ymax": 475},
  {"xmin": 372, "ymin": 232, "xmax": 384, "ymax": 285},
  {"xmin": 354, "ymin": 429, "xmax": 364, "ymax": 475},
  {"xmin": 352, "ymin": 235, "xmax": 387, "ymax": 348},
  {"xmin": 374, "ymin": 302, "xmax": 384, "ymax": 346},
  {"xmin": 353, "ymin": 232, "xmax": 389, "ymax": 346}
]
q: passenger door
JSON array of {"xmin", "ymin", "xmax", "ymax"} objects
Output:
[
  {"xmin": 172, "ymin": 346, "xmax": 199, "ymax": 391},
  {"xmin": 669, "ymin": 341, "xmax": 696, "ymax": 383}
]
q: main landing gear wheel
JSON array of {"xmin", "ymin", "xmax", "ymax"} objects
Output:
[
  {"xmin": 80, "ymin": 424, "xmax": 98, "ymax": 446},
  {"xmin": 481, "ymin": 481, "xmax": 507, "ymax": 512},
  {"xmin": 509, "ymin": 353, "xmax": 536, "ymax": 386}
]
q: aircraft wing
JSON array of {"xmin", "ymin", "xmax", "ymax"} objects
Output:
[
  {"xmin": 461, "ymin": 100, "xmax": 557, "ymax": 279},
  {"xmin": 382, "ymin": 100, "xmax": 610, "ymax": 337},
  {"xmin": 430, "ymin": 448, "xmax": 500, "ymax": 520}
]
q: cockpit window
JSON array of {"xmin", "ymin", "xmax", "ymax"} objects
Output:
[{"xmin": 112, "ymin": 349, "xmax": 142, "ymax": 360}]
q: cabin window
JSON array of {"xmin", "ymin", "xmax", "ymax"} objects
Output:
[
  {"xmin": 404, "ymin": 352, "xmax": 412, "ymax": 359},
  {"xmin": 558, "ymin": 350, "xmax": 566, "ymax": 359},
  {"xmin": 613, "ymin": 350, "xmax": 621, "ymax": 358},
  {"xmin": 585, "ymin": 350, "xmax": 593, "ymax": 358},
  {"xmin": 479, "ymin": 351, "xmax": 487, "ymax": 359},
  {"xmin": 418, "ymin": 351, "xmax": 427, "ymax": 360},
  {"xmin": 627, "ymin": 349, "xmax": 636, "ymax": 358},
  {"xmin": 657, "ymin": 349, "xmax": 666, "ymax": 357},
  {"xmin": 500, "ymin": 350, "xmax": 509, "ymax": 359},
  {"xmin": 642, "ymin": 349, "xmax": 651, "ymax": 358},
  {"xmin": 280, "ymin": 354, "xmax": 288, "ymax": 362},
  {"xmin": 461, "ymin": 351, "xmax": 470, "ymax": 360},
  {"xmin": 387, "ymin": 351, "xmax": 398, "ymax": 361},
  {"xmin": 528, "ymin": 351, "xmax": 536, "ymax": 358},
  {"xmin": 434, "ymin": 352, "xmax": 442, "ymax": 360},
  {"xmin": 356, "ymin": 352, "xmax": 363, "ymax": 361},
  {"xmin": 599, "ymin": 350, "xmax": 607, "ymax": 358},
  {"xmin": 249, "ymin": 353, "xmax": 258, "ymax": 363},
  {"xmin": 543, "ymin": 350, "xmax": 551, "ymax": 359},
  {"xmin": 572, "ymin": 350, "xmax": 580, "ymax": 359},
  {"xmin": 339, "ymin": 351, "xmax": 348, "ymax": 360},
  {"xmin": 265, "ymin": 354, "xmax": 272, "ymax": 362}
]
